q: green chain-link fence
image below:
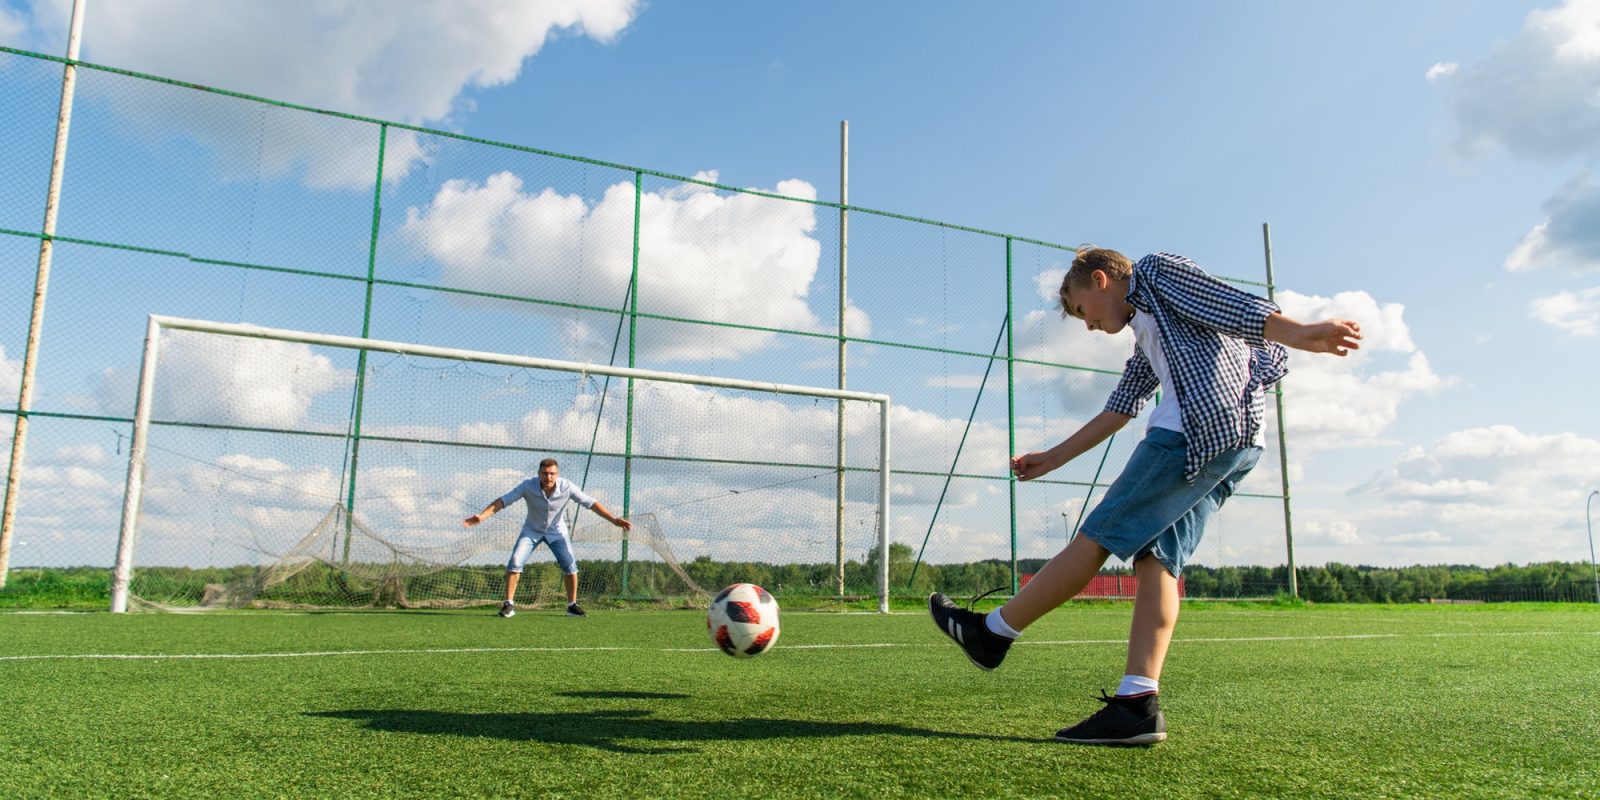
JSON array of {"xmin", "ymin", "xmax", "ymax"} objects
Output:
[{"xmin": 0, "ymin": 45, "xmax": 1298, "ymax": 607}]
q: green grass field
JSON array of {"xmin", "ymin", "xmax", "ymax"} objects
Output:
[{"xmin": 3, "ymin": 603, "xmax": 1597, "ymax": 799}]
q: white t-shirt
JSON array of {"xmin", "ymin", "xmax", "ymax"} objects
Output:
[
  {"xmin": 1127, "ymin": 311, "xmax": 1183, "ymax": 434},
  {"xmin": 498, "ymin": 476, "xmax": 597, "ymax": 539}
]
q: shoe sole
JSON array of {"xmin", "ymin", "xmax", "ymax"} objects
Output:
[
  {"xmin": 1053, "ymin": 732, "xmax": 1167, "ymax": 746},
  {"xmin": 928, "ymin": 593, "xmax": 996, "ymax": 672}
]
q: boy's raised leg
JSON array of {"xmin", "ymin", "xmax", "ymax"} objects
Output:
[
  {"xmin": 999, "ymin": 534, "xmax": 1111, "ymax": 630},
  {"xmin": 928, "ymin": 535, "xmax": 1111, "ymax": 670},
  {"xmin": 927, "ymin": 593, "xmax": 1012, "ymax": 670}
]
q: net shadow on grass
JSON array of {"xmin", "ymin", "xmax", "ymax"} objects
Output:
[{"xmin": 307, "ymin": 709, "xmax": 1041, "ymax": 754}]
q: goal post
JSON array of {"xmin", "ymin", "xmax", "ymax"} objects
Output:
[{"xmin": 110, "ymin": 315, "xmax": 892, "ymax": 613}]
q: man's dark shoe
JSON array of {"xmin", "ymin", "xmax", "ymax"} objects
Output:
[
  {"xmin": 497, "ymin": 600, "xmax": 515, "ymax": 618},
  {"xmin": 1054, "ymin": 691, "xmax": 1167, "ymax": 746},
  {"xmin": 566, "ymin": 603, "xmax": 588, "ymax": 618},
  {"xmin": 927, "ymin": 592, "xmax": 1011, "ymax": 671}
]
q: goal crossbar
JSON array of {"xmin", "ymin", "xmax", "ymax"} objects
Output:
[{"xmin": 110, "ymin": 315, "xmax": 893, "ymax": 612}]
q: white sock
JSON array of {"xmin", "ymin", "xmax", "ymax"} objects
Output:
[
  {"xmin": 1115, "ymin": 674, "xmax": 1159, "ymax": 697},
  {"xmin": 984, "ymin": 609, "xmax": 1022, "ymax": 640}
]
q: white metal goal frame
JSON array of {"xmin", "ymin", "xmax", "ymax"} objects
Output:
[{"xmin": 109, "ymin": 315, "xmax": 893, "ymax": 613}]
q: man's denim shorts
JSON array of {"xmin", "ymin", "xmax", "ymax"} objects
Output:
[
  {"xmin": 506, "ymin": 531, "xmax": 579, "ymax": 576},
  {"xmin": 1077, "ymin": 427, "xmax": 1262, "ymax": 579}
]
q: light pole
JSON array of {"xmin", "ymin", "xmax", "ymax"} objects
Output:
[
  {"xmin": 1062, "ymin": 510, "xmax": 1074, "ymax": 544},
  {"xmin": 1587, "ymin": 490, "xmax": 1599, "ymax": 604}
]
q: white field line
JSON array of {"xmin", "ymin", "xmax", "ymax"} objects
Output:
[{"xmin": 1, "ymin": 629, "xmax": 1595, "ymax": 663}]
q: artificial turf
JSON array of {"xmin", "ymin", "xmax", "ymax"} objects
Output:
[{"xmin": 2, "ymin": 603, "xmax": 1596, "ymax": 798}]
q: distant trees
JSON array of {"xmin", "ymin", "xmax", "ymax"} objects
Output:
[
  {"xmin": 1179, "ymin": 562, "xmax": 1599, "ymax": 603},
  {"xmin": 7, "ymin": 558, "xmax": 1595, "ymax": 608}
]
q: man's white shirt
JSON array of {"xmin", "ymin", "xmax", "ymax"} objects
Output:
[{"xmin": 498, "ymin": 476, "xmax": 597, "ymax": 539}]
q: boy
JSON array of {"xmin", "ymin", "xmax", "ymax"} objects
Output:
[
  {"xmin": 464, "ymin": 457, "xmax": 631, "ymax": 618},
  {"xmin": 929, "ymin": 248, "xmax": 1361, "ymax": 745}
]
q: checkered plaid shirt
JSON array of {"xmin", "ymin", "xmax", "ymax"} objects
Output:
[{"xmin": 1104, "ymin": 253, "xmax": 1288, "ymax": 481}]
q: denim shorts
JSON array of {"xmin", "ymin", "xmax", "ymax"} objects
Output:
[
  {"xmin": 506, "ymin": 531, "xmax": 579, "ymax": 575},
  {"xmin": 1077, "ymin": 427, "xmax": 1261, "ymax": 579}
]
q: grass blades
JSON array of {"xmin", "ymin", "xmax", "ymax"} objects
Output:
[{"xmin": 2, "ymin": 604, "xmax": 1597, "ymax": 798}]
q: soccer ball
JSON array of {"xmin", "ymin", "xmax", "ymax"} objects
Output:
[{"xmin": 706, "ymin": 583, "xmax": 781, "ymax": 658}]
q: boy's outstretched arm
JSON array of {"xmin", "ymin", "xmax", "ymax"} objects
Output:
[
  {"xmin": 1011, "ymin": 410, "xmax": 1132, "ymax": 481},
  {"xmin": 1263, "ymin": 313, "xmax": 1363, "ymax": 356}
]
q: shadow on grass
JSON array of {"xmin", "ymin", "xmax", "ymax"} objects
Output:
[
  {"xmin": 308, "ymin": 708, "xmax": 1040, "ymax": 753},
  {"xmin": 556, "ymin": 691, "xmax": 691, "ymax": 700}
]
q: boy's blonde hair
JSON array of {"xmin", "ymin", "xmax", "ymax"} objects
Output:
[{"xmin": 1059, "ymin": 246, "xmax": 1133, "ymax": 314}]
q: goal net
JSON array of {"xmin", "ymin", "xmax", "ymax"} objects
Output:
[{"xmin": 110, "ymin": 316, "xmax": 891, "ymax": 612}]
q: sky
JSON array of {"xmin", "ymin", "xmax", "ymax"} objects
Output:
[{"xmin": 1, "ymin": 0, "xmax": 1598, "ymax": 573}]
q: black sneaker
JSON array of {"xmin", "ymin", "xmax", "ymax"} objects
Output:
[
  {"xmin": 927, "ymin": 592, "xmax": 1011, "ymax": 671},
  {"xmin": 1054, "ymin": 691, "xmax": 1167, "ymax": 746},
  {"xmin": 497, "ymin": 600, "xmax": 515, "ymax": 618},
  {"xmin": 566, "ymin": 603, "xmax": 587, "ymax": 618}
]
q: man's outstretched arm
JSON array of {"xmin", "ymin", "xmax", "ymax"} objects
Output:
[{"xmin": 464, "ymin": 498, "xmax": 505, "ymax": 527}]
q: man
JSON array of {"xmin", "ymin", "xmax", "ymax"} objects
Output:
[{"xmin": 464, "ymin": 458, "xmax": 631, "ymax": 617}]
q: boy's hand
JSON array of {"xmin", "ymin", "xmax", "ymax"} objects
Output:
[
  {"xmin": 463, "ymin": 514, "xmax": 483, "ymax": 527},
  {"xmin": 1265, "ymin": 314, "xmax": 1363, "ymax": 356},
  {"xmin": 1298, "ymin": 318, "xmax": 1362, "ymax": 356},
  {"xmin": 1011, "ymin": 451, "xmax": 1061, "ymax": 482}
]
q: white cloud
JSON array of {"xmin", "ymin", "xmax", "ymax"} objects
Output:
[
  {"xmin": 1298, "ymin": 519, "xmax": 1362, "ymax": 547},
  {"xmin": 94, "ymin": 330, "xmax": 352, "ymax": 427},
  {"xmin": 1274, "ymin": 290, "xmax": 1450, "ymax": 449},
  {"xmin": 0, "ymin": 344, "xmax": 20, "ymax": 402},
  {"xmin": 41, "ymin": 444, "xmax": 110, "ymax": 467},
  {"xmin": 1349, "ymin": 425, "xmax": 1600, "ymax": 562},
  {"xmin": 1439, "ymin": 0, "xmax": 1600, "ymax": 160},
  {"xmin": 1034, "ymin": 268, "xmax": 1067, "ymax": 307},
  {"xmin": 1011, "ymin": 274, "xmax": 1136, "ymax": 419},
  {"xmin": 1505, "ymin": 172, "xmax": 1600, "ymax": 273},
  {"xmin": 1529, "ymin": 285, "xmax": 1600, "ymax": 336},
  {"xmin": 1435, "ymin": 2, "xmax": 1600, "ymax": 276},
  {"xmin": 925, "ymin": 374, "xmax": 989, "ymax": 390},
  {"xmin": 0, "ymin": 5, "xmax": 26, "ymax": 42},
  {"xmin": 1380, "ymin": 530, "xmax": 1450, "ymax": 545},
  {"xmin": 15, "ymin": 0, "xmax": 641, "ymax": 188},
  {"xmin": 401, "ymin": 170, "xmax": 868, "ymax": 361},
  {"xmin": 1424, "ymin": 61, "xmax": 1458, "ymax": 81}
]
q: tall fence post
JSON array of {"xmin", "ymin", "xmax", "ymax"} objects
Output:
[
  {"xmin": 0, "ymin": 0, "xmax": 88, "ymax": 588},
  {"xmin": 339, "ymin": 123, "xmax": 387, "ymax": 561},
  {"xmin": 1005, "ymin": 238, "xmax": 1018, "ymax": 592},
  {"xmin": 621, "ymin": 171, "xmax": 642, "ymax": 595},
  {"xmin": 836, "ymin": 120, "xmax": 849, "ymax": 599},
  {"xmin": 1262, "ymin": 223, "xmax": 1298, "ymax": 598}
]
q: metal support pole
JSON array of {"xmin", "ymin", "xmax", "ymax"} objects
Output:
[
  {"xmin": 340, "ymin": 123, "xmax": 387, "ymax": 562},
  {"xmin": 836, "ymin": 120, "xmax": 849, "ymax": 598},
  {"xmin": 1, "ymin": 0, "xmax": 88, "ymax": 588},
  {"xmin": 1262, "ymin": 223, "xmax": 1298, "ymax": 598},
  {"xmin": 1005, "ymin": 238, "xmax": 1018, "ymax": 593},
  {"xmin": 621, "ymin": 171, "xmax": 642, "ymax": 595}
]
